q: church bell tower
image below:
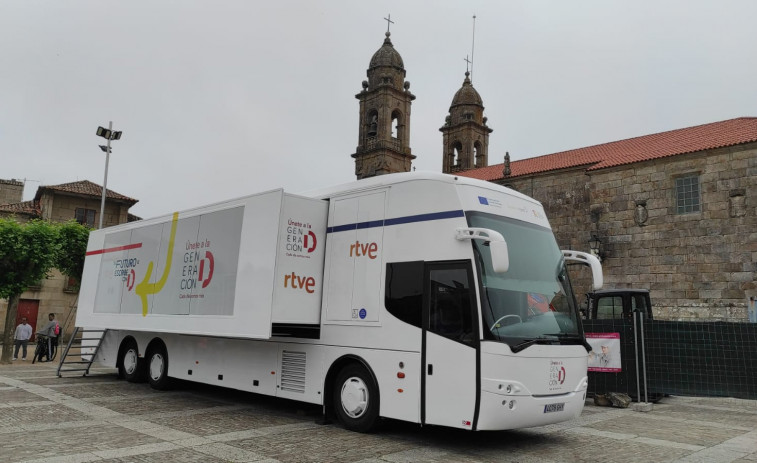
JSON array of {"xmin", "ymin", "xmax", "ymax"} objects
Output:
[
  {"xmin": 352, "ymin": 28, "xmax": 416, "ymax": 180},
  {"xmin": 440, "ymin": 71, "xmax": 492, "ymax": 173}
]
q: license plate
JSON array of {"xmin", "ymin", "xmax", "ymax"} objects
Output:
[{"xmin": 543, "ymin": 403, "xmax": 565, "ymax": 413}]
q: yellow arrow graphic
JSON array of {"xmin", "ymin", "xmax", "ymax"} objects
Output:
[{"xmin": 135, "ymin": 212, "xmax": 179, "ymax": 316}]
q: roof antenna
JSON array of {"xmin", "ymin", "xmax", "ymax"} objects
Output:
[{"xmin": 470, "ymin": 14, "xmax": 477, "ymax": 83}]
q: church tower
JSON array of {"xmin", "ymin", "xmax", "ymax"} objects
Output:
[
  {"xmin": 440, "ymin": 71, "xmax": 492, "ymax": 173},
  {"xmin": 352, "ymin": 30, "xmax": 416, "ymax": 180}
]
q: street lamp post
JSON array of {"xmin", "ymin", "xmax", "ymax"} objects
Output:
[{"xmin": 95, "ymin": 122, "xmax": 122, "ymax": 229}]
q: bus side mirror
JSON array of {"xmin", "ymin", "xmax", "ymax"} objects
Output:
[
  {"xmin": 489, "ymin": 240, "xmax": 509, "ymax": 273},
  {"xmin": 562, "ymin": 250, "xmax": 603, "ymax": 290},
  {"xmin": 456, "ymin": 227, "xmax": 509, "ymax": 274}
]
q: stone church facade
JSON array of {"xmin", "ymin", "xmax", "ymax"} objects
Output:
[{"xmin": 352, "ymin": 29, "xmax": 756, "ymax": 320}]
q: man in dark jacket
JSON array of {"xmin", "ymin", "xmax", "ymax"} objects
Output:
[{"xmin": 35, "ymin": 313, "xmax": 59, "ymax": 362}]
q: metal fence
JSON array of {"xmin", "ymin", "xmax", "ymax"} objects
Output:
[{"xmin": 584, "ymin": 313, "xmax": 757, "ymax": 401}]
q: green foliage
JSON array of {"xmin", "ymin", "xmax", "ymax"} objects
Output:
[
  {"xmin": 0, "ymin": 218, "xmax": 59, "ymax": 299},
  {"xmin": 0, "ymin": 218, "xmax": 90, "ymax": 298},
  {"xmin": 1, "ymin": 218, "xmax": 90, "ymax": 363},
  {"xmin": 56, "ymin": 220, "xmax": 91, "ymax": 287}
]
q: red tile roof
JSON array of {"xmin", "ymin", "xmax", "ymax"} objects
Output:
[
  {"xmin": 0, "ymin": 200, "xmax": 41, "ymax": 217},
  {"xmin": 34, "ymin": 180, "xmax": 138, "ymax": 205},
  {"xmin": 459, "ymin": 117, "xmax": 757, "ymax": 181}
]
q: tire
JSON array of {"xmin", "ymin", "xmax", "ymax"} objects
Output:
[
  {"xmin": 31, "ymin": 342, "xmax": 43, "ymax": 364},
  {"xmin": 118, "ymin": 340, "xmax": 145, "ymax": 383},
  {"xmin": 146, "ymin": 343, "xmax": 172, "ymax": 390},
  {"xmin": 333, "ymin": 364, "xmax": 380, "ymax": 433}
]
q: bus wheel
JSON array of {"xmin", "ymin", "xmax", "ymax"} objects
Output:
[
  {"xmin": 147, "ymin": 343, "xmax": 172, "ymax": 390},
  {"xmin": 119, "ymin": 340, "xmax": 145, "ymax": 383},
  {"xmin": 333, "ymin": 364, "xmax": 380, "ymax": 433}
]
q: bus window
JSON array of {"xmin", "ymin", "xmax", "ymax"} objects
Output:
[
  {"xmin": 427, "ymin": 266, "xmax": 475, "ymax": 345},
  {"xmin": 385, "ymin": 261, "xmax": 424, "ymax": 328}
]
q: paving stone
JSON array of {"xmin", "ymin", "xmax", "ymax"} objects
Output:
[
  {"xmin": 100, "ymin": 447, "xmax": 230, "ymax": 462},
  {"xmin": 581, "ymin": 414, "xmax": 745, "ymax": 447},
  {"xmin": 1, "ymin": 425, "xmax": 164, "ymax": 463},
  {"xmin": 145, "ymin": 407, "xmax": 304, "ymax": 436},
  {"xmin": 2, "ymin": 363, "xmax": 757, "ymax": 463}
]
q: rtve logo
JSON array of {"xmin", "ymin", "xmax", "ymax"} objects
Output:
[
  {"xmin": 349, "ymin": 240, "xmax": 378, "ymax": 259},
  {"xmin": 284, "ymin": 272, "xmax": 316, "ymax": 293}
]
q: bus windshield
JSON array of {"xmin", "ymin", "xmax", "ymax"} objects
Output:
[{"xmin": 467, "ymin": 211, "xmax": 582, "ymax": 351}]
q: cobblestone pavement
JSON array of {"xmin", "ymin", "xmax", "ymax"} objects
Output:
[{"xmin": 1, "ymin": 361, "xmax": 757, "ymax": 463}]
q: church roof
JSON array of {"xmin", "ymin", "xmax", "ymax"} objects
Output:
[
  {"xmin": 458, "ymin": 117, "xmax": 757, "ymax": 181},
  {"xmin": 34, "ymin": 180, "xmax": 138, "ymax": 205},
  {"xmin": 450, "ymin": 72, "xmax": 483, "ymax": 108},
  {"xmin": 369, "ymin": 32, "xmax": 404, "ymax": 70}
]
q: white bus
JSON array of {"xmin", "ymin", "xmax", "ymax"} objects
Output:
[{"xmin": 77, "ymin": 172, "xmax": 602, "ymax": 432}]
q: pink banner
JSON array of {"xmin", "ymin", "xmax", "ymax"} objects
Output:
[{"xmin": 586, "ymin": 332, "xmax": 621, "ymax": 372}]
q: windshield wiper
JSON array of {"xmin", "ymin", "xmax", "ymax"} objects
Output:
[
  {"xmin": 509, "ymin": 338, "xmax": 554, "ymax": 353},
  {"xmin": 510, "ymin": 334, "xmax": 587, "ymax": 353}
]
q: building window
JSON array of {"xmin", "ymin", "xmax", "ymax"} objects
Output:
[
  {"xmin": 675, "ymin": 175, "xmax": 700, "ymax": 214},
  {"xmin": 75, "ymin": 208, "xmax": 97, "ymax": 227},
  {"xmin": 64, "ymin": 276, "xmax": 79, "ymax": 293}
]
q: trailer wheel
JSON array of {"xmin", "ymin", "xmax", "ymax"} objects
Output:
[
  {"xmin": 119, "ymin": 340, "xmax": 145, "ymax": 383},
  {"xmin": 333, "ymin": 364, "xmax": 380, "ymax": 433},
  {"xmin": 147, "ymin": 343, "xmax": 172, "ymax": 390}
]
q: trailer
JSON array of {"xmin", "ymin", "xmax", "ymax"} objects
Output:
[{"xmin": 77, "ymin": 172, "xmax": 602, "ymax": 432}]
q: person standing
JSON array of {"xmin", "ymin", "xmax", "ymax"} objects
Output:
[
  {"xmin": 13, "ymin": 317, "xmax": 33, "ymax": 361},
  {"xmin": 35, "ymin": 313, "xmax": 59, "ymax": 362}
]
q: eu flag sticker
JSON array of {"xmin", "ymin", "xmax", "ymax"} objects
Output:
[{"xmin": 478, "ymin": 196, "xmax": 489, "ymax": 205}]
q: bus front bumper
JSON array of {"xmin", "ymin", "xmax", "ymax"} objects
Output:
[{"xmin": 475, "ymin": 389, "xmax": 586, "ymax": 431}]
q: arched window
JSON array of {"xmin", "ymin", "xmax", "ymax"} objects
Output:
[
  {"xmin": 452, "ymin": 141, "xmax": 463, "ymax": 168},
  {"xmin": 367, "ymin": 110, "xmax": 379, "ymax": 138},
  {"xmin": 391, "ymin": 110, "xmax": 402, "ymax": 139},
  {"xmin": 473, "ymin": 141, "xmax": 483, "ymax": 167}
]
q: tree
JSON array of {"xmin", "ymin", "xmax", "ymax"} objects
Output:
[
  {"xmin": 0, "ymin": 218, "xmax": 90, "ymax": 364},
  {"xmin": 56, "ymin": 220, "xmax": 91, "ymax": 289},
  {"xmin": 0, "ymin": 219, "xmax": 59, "ymax": 363}
]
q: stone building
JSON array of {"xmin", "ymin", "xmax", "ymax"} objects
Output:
[
  {"xmin": 440, "ymin": 71, "xmax": 493, "ymax": 173},
  {"xmin": 458, "ymin": 118, "xmax": 757, "ymax": 320},
  {"xmin": 0, "ymin": 179, "xmax": 138, "ymax": 339},
  {"xmin": 352, "ymin": 31, "xmax": 416, "ymax": 179},
  {"xmin": 348, "ymin": 29, "xmax": 756, "ymax": 319}
]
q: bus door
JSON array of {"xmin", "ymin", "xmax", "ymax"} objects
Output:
[{"xmin": 423, "ymin": 262, "xmax": 479, "ymax": 429}]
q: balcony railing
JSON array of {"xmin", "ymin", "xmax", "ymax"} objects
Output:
[{"xmin": 366, "ymin": 137, "xmax": 401, "ymax": 151}]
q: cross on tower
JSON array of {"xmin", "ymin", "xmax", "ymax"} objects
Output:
[
  {"xmin": 464, "ymin": 55, "xmax": 472, "ymax": 73},
  {"xmin": 384, "ymin": 14, "xmax": 394, "ymax": 33}
]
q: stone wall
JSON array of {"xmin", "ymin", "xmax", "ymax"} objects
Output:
[
  {"xmin": 40, "ymin": 193, "xmax": 128, "ymax": 228},
  {"xmin": 0, "ymin": 179, "xmax": 24, "ymax": 205},
  {"xmin": 498, "ymin": 142, "xmax": 757, "ymax": 320}
]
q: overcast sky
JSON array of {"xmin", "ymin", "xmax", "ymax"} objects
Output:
[{"xmin": 2, "ymin": 1, "xmax": 756, "ymax": 219}]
